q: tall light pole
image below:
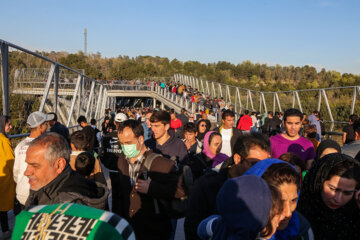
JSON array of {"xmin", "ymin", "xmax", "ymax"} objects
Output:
[{"xmin": 84, "ymin": 28, "xmax": 87, "ymax": 56}]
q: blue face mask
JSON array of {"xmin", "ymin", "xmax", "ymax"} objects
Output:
[{"xmin": 121, "ymin": 140, "xmax": 140, "ymax": 158}]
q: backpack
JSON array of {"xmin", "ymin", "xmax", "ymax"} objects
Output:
[{"xmin": 141, "ymin": 153, "xmax": 194, "ymax": 218}]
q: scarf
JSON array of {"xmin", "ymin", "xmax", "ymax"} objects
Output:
[
  {"xmin": 297, "ymin": 153, "xmax": 360, "ymax": 240},
  {"xmin": 202, "ymin": 131, "xmax": 229, "ymax": 167}
]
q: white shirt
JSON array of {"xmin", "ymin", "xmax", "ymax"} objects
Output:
[
  {"xmin": 13, "ymin": 137, "xmax": 34, "ymax": 205},
  {"xmin": 220, "ymin": 128, "xmax": 232, "ymax": 157}
]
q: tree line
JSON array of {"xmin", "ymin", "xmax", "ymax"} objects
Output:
[{"xmin": 7, "ymin": 50, "xmax": 360, "ymax": 92}]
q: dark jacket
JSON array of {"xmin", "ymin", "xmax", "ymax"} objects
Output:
[
  {"xmin": 25, "ymin": 165, "xmax": 108, "ymax": 210},
  {"xmin": 82, "ymin": 125, "xmax": 97, "ymax": 152},
  {"xmin": 100, "ymin": 130, "xmax": 124, "ymax": 214},
  {"xmin": 262, "ymin": 117, "xmax": 281, "ymax": 135},
  {"xmin": 184, "ymin": 167, "xmax": 229, "ymax": 240},
  {"xmin": 213, "ymin": 126, "xmax": 242, "ymax": 155},
  {"xmin": 116, "ymin": 150, "xmax": 178, "ymax": 240},
  {"xmin": 100, "ymin": 130, "xmax": 122, "ymax": 171},
  {"xmin": 145, "ymin": 130, "xmax": 188, "ymax": 163}
]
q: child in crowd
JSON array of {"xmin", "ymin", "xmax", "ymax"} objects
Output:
[{"xmin": 75, "ymin": 152, "xmax": 95, "ymax": 178}]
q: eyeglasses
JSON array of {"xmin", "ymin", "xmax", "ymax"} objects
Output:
[{"xmin": 200, "ymin": 124, "xmax": 206, "ymax": 127}]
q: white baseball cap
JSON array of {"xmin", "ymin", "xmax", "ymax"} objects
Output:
[
  {"xmin": 114, "ymin": 113, "xmax": 128, "ymax": 123},
  {"xmin": 27, "ymin": 111, "xmax": 54, "ymax": 128}
]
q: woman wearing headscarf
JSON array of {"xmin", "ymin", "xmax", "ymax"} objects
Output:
[
  {"xmin": 315, "ymin": 139, "xmax": 341, "ymax": 160},
  {"xmin": 188, "ymin": 131, "xmax": 229, "ymax": 181},
  {"xmin": 297, "ymin": 153, "xmax": 360, "ymax": 239},
  {"xmin": 0, "ymin": 116, "xmax": 15, "ymax": 235},
  {"xmin": 244, "ymin": 159, "xmax": 314, "ymax": 240},
  {"xmin": 197, "ymin": 175, "xmax": 284, "ymax": 240},
  {"xmin": 196, "ymin": 119, "xmax": 211, "ymax": 142}
]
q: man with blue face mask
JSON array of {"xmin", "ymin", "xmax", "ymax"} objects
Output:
[{"xmin": 116, "ymin": 119, "xmax": 178, "ymax": 240}]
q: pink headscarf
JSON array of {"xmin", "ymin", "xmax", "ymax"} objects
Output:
[
  {"xmin": 202, "ymin": 131, "xmax": 229, "ymax": 167},
  {"xmin": 202, "ymin": 131, "xmax": 216, "ymax": 159}
]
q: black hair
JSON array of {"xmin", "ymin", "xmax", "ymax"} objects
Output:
[
  {"xmin": 232, "ymin": 133, "xmax": 271, "ymax": 159},
  {"xmin": 350, "ymin": 114, "xmax": 358, "ymax": 123},
  {"xmin": 353, "ymin": 119, "xmax": 360, "ymax": 135},
  {"xmin": 209, "ymin": 132, "xmax": 222, "ymax": 145},
  {"xmin": 150, "ymin": 110, "xmax": 171, "ymax": 125},
  {"xmin": 49, "ymin": 112, "xmax": 57, "ymax": 122},
  {"xmin": 283, "ymin": 108, "xmax": 303, "ymax": 122},
  {"xmin": 279, "ymin": 152, "xmax": 306, "ymax": 173},
  {"xmin": 118, "ymin": 119, "xmax": 144, "ymax": 137},
  {"xmin": 326, "ymin": 158, "xmax": 360, "ymax": 186},
  {"xmin": 75, "ymin": 152, "xmax": 95, "ymax": 177},
  {"xmin": 183, "ymin": 122, "xmax": 197, "ymax": 133},
  {"xmin": 244, "ymin": 109, "xmax": 249, "ymax": 115},
  {"xmin": 197, "ymin": 119, "xmax": 211, "ymax": 132},
  {"xmin": 70, "ymin": 131, "xmax": 88, "ymax": 150},
  {"xmin": 90, "ymin": 118, "xmax": 96, "ymax": 125},
  {"xmin": 77, "ymin": 115, "xmax": 87, "ymax": 124},
  {"xmin": 222, "ymin": 109, "xmax": 235, "ymax": 120}
]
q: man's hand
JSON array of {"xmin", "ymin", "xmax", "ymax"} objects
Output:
[{"xmin": 136, "ymin": 177, "xmax": 151, "ymax": 194}]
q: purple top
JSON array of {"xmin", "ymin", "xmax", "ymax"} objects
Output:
[{"xmin": 270, "ymin": 134, "xmax": 315, "ymax": 163}]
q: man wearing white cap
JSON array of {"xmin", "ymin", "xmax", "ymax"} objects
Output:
[
  {"xmin": 13, "ymin": 111, "xmax": 54, "ymax": 212},
  {"xmin": 100, "ymin": 112, "xmax": 127, "ymax": 212}
]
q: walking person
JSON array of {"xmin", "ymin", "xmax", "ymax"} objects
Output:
[{"xmin": 0, "ymin": 116, "xmax": 15, "ymax": 237}]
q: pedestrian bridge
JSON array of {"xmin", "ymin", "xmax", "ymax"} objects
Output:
[{"xmin": 1, "ymin": 38, "xmax": 359, "ymax": 135}]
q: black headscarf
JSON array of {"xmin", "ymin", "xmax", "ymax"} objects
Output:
[
  {"xmin": 315, "ymin": 139, "xmax": 341, "ymax": 160},
  {"xmin": 297, "ymin": 153, "xmax": 360, "ymax": 240},
  {"xmin": 0, "ymin": 115, "xmax": 7, "ymax": 135},
  {"xmin": 196, "ymin": 119, "xmax": 211, "ymax": 142}
]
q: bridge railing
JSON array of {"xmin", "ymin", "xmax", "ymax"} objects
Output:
[
  {"xmin": 0, "ymin": 39, "xmax": 112, "ymax": 137},
  {"xmin": 174, "ymin": 74, "xmax": 359, "ymax": 132}
]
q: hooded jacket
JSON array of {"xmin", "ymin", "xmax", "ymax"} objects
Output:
[
  {"xmin": 25, "ymin": 165, "xmax": 108, "ymax": 210},
  {"xmin": 244, "ymin": 159, "xmax": 314, "ymax": 240},
  {"xmin": 145, "ymin": 129, "xmax": 188, "ymax": 163},
  {"xmin": 197, "ymin": 175, "xmax": 272, "ymax": 240}
]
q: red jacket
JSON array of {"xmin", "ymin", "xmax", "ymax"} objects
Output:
[{"xmin": 237, "ymin": 115, "xmax": 252, "ymax": 131}]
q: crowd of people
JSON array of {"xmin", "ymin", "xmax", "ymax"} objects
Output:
[{"xmin": 0, "ymin": 104, "xmax": 360, "ymax": 240}]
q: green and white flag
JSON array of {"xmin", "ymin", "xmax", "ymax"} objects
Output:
[{"xmin": 12, "ymin": 203, "xmax": 135, "ymax": 240}]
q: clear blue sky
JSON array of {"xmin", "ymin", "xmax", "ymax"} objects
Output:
[{"xmin": 1, "ymin": 0, "xmax": 359, "ymax": 74}]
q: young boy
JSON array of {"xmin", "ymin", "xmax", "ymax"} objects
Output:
[{"xmin": 70, "ymin": 131, "xmax": 106, "ymax": 185}]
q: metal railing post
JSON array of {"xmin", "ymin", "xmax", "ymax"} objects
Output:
[
  {"xmin": 275, "ymin": 92, "xmax": 282, "ymax": 112},
  {"xmin": 1, "ymin": 42, "xmax": 9, "ymax": 115},
  {"xmin": 66, "ymin": 74, "xmax": 82, "ymax": 127},
  {"xmin": 94, "ymin": 85, "xmax": 104, "ymax": 120},
  {"xmin": 351, "ymin": 87, "xmax": 356, "ymax": 114},
  {"xmin": 76, "ymin": 76, "xmax": 83, "ymax": 120},
  {"xmin": 39, "ymin": 64, "xmax": 56, "ymax": 112},
  {"xmin": 85, "ymin": 80, "xmax": 96, "ymax": 120},
  {"xmin": 53, "ymin": 64, "xmax": 59, "ymax": 114},
  {"xmin": 317, "ymin": 90, "xmax": 322, "ymax": 112}
]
